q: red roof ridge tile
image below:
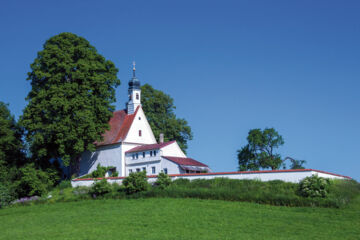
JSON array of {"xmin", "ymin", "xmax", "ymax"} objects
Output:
[
  {"xmin": 125, "ymin": 140, "xmax": 176, "ymax": 153},
  {"xmin": 162, "ymin": 156, "xmax": 208, "ymax": 167}
]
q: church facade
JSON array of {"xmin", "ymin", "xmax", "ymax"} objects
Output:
[{"xmin": 78, "ymin": 64, "xmax": 210, "ymax": 177}]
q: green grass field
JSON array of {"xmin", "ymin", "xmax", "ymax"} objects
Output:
[{"xmin": 1, "ymin": 198, "xmax": 359, "ymax": 240}]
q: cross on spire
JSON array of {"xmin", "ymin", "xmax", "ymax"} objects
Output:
[{"xmin": 132, "ymin": 61, "xmax": 136, "ymax": 77}]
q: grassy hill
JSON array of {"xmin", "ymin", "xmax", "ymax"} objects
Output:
[{"xmin": 1, "ymin": 198, "xmax": 359, "ymax": 240}]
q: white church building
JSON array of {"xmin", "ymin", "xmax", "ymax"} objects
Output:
[{"xmin": 78, "ymin": 64, "xmax": 210, "ymax": 177}]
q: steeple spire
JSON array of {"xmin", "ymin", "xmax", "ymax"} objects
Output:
[
  {"xmin": 132, "ymin": 61, "xmax": 136, "ymax": 78},
  {"xmin": 127, "ymin": 61, "xmax": 141, "ymax": 114}
]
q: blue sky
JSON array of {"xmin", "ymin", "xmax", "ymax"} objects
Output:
[{"xmin": 0, "ymin": 0, "xmax": 359, "ymax": 180}]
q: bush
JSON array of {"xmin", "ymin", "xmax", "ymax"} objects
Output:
[
  {"xmin": 299, "ymin": 175, "xmax": 330, "ymax": 198},
  {"xmin": 57, "ymin": 180, "xmax": 72, "ymax": 190},
  {"xmin": 89, "ymin": 179, "xmax": 112, "ymax": 197},
  {"xmin": 14, "ymin": 163, "xmax": 58, "ymax": 198},
  {"xmin": 122, "ymin": 171, "xmax": 149, "ymax": 194},
  {"xmin": 79, "ymin": 164, "xmax": 117, "ymax": 179},
  {"xmin": 0, "ymin": 183, "xmax": 13, "ymax": 208},
  {"xmin": 155, "ymin": 172, "xmax": 172, "ymax": 189}
]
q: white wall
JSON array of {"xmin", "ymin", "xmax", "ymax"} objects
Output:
[
  {"xmin": 72, "ymin": 170, "xmax": 351, "ymax": 187},
  {"xmin": 124, "ymin": 107, "xmax": 157, "ymax": 144},
  {"xmin": 161, "ymin": 142, "xmax": 186, "ymax": 158},
  {"xmin": 161, "ymin": 158, "xmax": 184, "ymax": 174},
  {"xmin": 79, "ymin": 144, "xmax": 122, "ymax": 176}
]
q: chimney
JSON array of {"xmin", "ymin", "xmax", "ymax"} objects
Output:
[{"xmin": 159, "ymin": 133, "xmax": 164, "ymax": 143}]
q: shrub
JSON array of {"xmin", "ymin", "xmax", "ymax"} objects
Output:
[
  {"xmin": 79, "ymin": 164, "xmax": 117, "ymax": 179},
  {"xmin": 299, "ymin": 175, "xmax": 330, "ymax": 198},
  {"xmin": 57, "ymin": 180, "xmax": 72, "ymax": 190},
  {"xmin": 14, "ymin": 163, "xmax": 58, "ymax": 198},
  {"xmin": 155, "ymin": 172, "xmax": 172, "ymax": 189},
  {"xmin": 0, "ymin": 183, "xmax": 13, "ymax": 208},
  {"xmin": 89, "ymin": 179, "xmax": 112, "ymax": 197},
  {"xmin": 122, "ymin": 171, "xmax": 148, "ymax": 194}
]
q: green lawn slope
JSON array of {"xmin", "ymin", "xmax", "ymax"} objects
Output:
[{"xmin": 1, "ymin": 198, "xmax": 359, "ymax": 240}]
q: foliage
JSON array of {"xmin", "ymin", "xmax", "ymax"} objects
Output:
[
  {"xmin": 78, "ymin": 164, "xmax": 117, "ymax": 179},
  {"xmin": 154, "ymin": 172, "xmax": 172, "ymax": 189},
  {"xmin": 89, "ymin": 179, "xmax": 112, "ymax": 197},
  {"xmin": 141, "ymin": 84, "xmax": 193, "ymax": 152},
  {"xmin": 284, "ymin": 156, "xmax": 306, "ymax": 169},
  {"xmin": 20, "ymin": 32, "xmax": 120, "ymax": 167},
  {"xmin": 0, "ymin": 102, "xmax": 25, "ymax": 185},
  {"xmin": 238, "ymin": 128, "xmax": 284, "ymax": 170},
  {"xmin": 0, "ymin": 183, "xmax": 13, "ymax": 208},
  {"xmin": 237, "ymin": 145, "xmax": 258, "ymax": 171},
  {"xmin": 299, "ymin": 175, "xmax": 331, "ymax": 198},
  {"xmin": 14, "ymin": 163, "xmax": 60, "ymax": 198},
  {"xmin": 122, "ymin": 171, "xmax": 149, "ymax": 194},
  {"xmin": 57, "ymin": 180, "xmax": 72, "ymax": 190}
]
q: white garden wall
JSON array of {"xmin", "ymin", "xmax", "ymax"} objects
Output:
[{"xmin": 72, "ymin": 169, "xmax": 351, "ymax": 187}]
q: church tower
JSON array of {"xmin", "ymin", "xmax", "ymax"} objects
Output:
[{"xmin": 127, "ymin": 62, "xmax": 141, "ymax": 114}]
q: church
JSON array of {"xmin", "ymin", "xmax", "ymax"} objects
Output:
[{"xmin": 78, "ymin": 63, "xmax": 211, "ymax": 177}]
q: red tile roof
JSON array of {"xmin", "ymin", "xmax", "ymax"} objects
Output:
[
  {"xmin": 125, "ymin": 140, "xmax": 176, "ymax": 153},
  {"xmin": 162, "ymin": 156, "xmax": 208, "ymax": 167},
  {"xmin": 96, "ymin": 106, "xmax": 139, "ymax": 146}
]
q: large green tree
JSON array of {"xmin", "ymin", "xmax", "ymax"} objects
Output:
[
  {"xmin": 21, "ymin": 32, "xmax": 120, "ymax": 167},
  {"xmin": 238, "ymin": 128, "xmax": 284, "ymax": 171},
  {"xmin": 141, "ymin": 84, "xmax": 193, "ymax": 152}
]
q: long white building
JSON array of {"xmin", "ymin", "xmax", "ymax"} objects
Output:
[{"xmin": 78, "ymin": 63, "xmax": 210, "ymax": 177}]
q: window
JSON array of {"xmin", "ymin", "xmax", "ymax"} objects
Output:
[
  {"xmin": 142, "ymin": 167, "xmax": 146, "ymax": 172},
  {"xmin": 143, "ymin": 152, "xmax": 145, "ymax": 158},
  {"xmin": 136, "ymin": 93, "xmax": 139, "ymax": 100},
  {"xmin": 163, "ymin": 168, "xmax": 168, "ymax": 174},
  {"xmin": 150, "ymin": 151, "xmax": 153, "ymax": 157},
  {"xmin": 138, "ymin": 117, "xmax": 141, "ymax": 120},
  {"xmin": 152, "ymin": 167, "xmax": 156, "ymax": 174},
  {"xmin": 129, "ymin": 169, "xmax": 133, "ymax": 173},
  {"xmin": 132, "ymin": 154, "xmax": 135, "ymax": 159},
  {"xmin": 154, "ymin": 150, "xmax": 157, "ymax": 156},
  {"xmin": 136, "ymin": 168, "xmax": 140, "ymax": 172},
  {"xmin": 139, "ymin": 130, "xmax": 142, "ymax": 136},
  {"xmin": 136, "ymin": 153, "xmax": 139, "ymax": 159}
]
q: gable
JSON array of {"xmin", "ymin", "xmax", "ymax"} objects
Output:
[
  {"xmin": 161, "ymin": 141, "xmax": 186, "ymax": 158},
  {"xmin": 124, "ymin": 106, "xmax": 157, "ymax": 144},
  {"xmin": 96, "ymin": 107, "xmax": 139, "ymax": 147}
]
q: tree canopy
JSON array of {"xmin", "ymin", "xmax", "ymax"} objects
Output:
[
  {"xmin": 21, "ymin": 32, "xmax": 120, "ymax": 167},
  {"xmin": 0, "ymin": 102, "xmax": 25, "ymax": 183},
  {"xmin": 141, "ymin": 84, "xmax": 193, "ymax": 152},
  {"xmin": 238, "ymin": 128, "xmax": 284, "ymax": 171}
]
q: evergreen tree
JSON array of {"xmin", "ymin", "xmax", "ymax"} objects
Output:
[
  {"xmin": 141, "ymin": 84, "xmax": 193, "ymax": 152},
  {"xmin": 0, "ymin": 102, "xmax": 25, "ymax": 182},
  {"xmin": 21, "ymin": 32, "xmax": 120, "ymax": 167}
]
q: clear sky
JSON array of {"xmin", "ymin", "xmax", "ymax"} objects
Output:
[{"xmin": 0, "ymin": 0, "xmax": 359, "ymax": 180}]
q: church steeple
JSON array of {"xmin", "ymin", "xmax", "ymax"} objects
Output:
[{"xmin": 127, "ymin": 61, "xmax": 141, "ymax": 114}]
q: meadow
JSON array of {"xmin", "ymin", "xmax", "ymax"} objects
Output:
[{"xmin": 1, "ymin": 197, "xmax": 359, "ymax": 240}]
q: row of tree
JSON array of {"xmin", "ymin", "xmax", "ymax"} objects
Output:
[
  {"xmin": 1, "ymin": 32, "xmax": 305, "ymax": 203},
  {"xmin": 0, "ymin": 32, "xmax": 193, "ymax": 202}
]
